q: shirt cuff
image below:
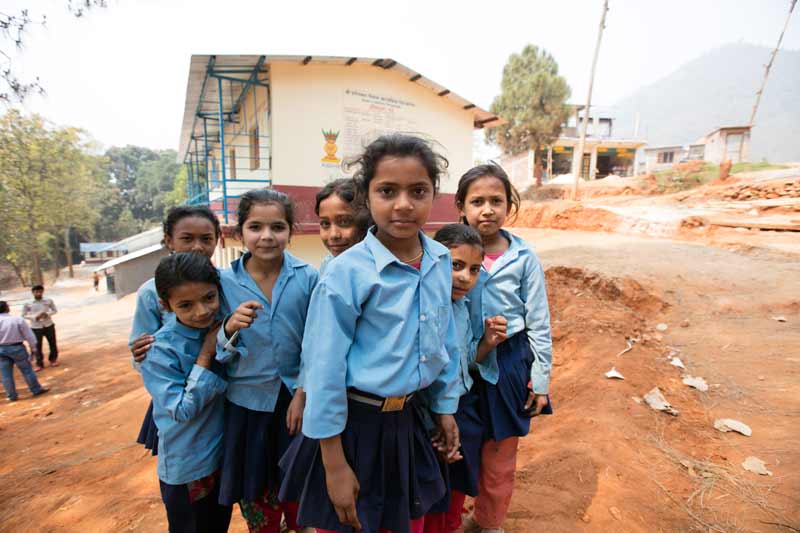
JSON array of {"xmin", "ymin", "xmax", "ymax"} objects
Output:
[
  {"xmin": 530, "ymin": 365, "xmax": 550, "ymax": 394},
  {"xmin": 188, "ymin": 364, "xmax": 227, "ymax": 394},
  {"xmin": 429, "ymin": 397, "xmax": 458, "ymax": 416}
]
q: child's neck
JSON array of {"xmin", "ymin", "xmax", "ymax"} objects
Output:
[
  {"xmin": 481, "ymin": 229, "xmax": 509, "ymax": 255},
  {"xmin": 245, "ymin": 252, "xmax": 284, "ymax": 280},
  {"xmin": 375, "ymin": 229, "xmax": 423, "ymax": 263}
]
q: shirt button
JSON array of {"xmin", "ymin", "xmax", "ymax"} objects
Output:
[
  {"xmin": 421, "ymin": 355, "xmax": 428, "ymax": 362},
  {"xmin": 420, "ymin": 314, "xmax": 427, "ymax": 322}
]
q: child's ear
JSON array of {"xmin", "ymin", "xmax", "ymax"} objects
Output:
[{"xmin": 159, "ymin": 298, "xmax": 172, "ymax": 312}]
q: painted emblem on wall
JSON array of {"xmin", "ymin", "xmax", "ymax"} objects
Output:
[{"xmin": 321, "ymin": 129, "xmax": 341, "ymax": 164}]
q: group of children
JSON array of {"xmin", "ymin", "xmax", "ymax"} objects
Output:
[{"xmin": 129, "ymin": 133, "xmax": 553, "ymax": 533}]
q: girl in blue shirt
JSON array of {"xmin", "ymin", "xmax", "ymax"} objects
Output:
[
  {"xmin": 315, "ymin": 178, "xmax": 371, "ymax": 275},
  {"xmin": 130, "ymin": 206, "xmax": 221, "ymax": 456},
  {"xmin": 279, "ymin": 134, "xmax": 462, "ymax": 533},
  {"xmin": 215, "ymin": 189, "xmax": 318, "ymax": 533},
  {"xmin": 423, "ymin": 224, "xmax": 508, "ymax": 533},
  {"xmin": 139, "ymin": 252, "xmax": 231, "ymax": 533},
  {"xmin": 456, "ymin": 162, "xmax": 553, "ymax": 532}
]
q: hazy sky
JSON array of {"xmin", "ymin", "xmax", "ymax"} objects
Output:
[{"xmin": 5, "ymin": 0, "xmax": 799, "ymax": 152}]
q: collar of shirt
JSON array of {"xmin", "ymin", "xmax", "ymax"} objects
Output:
[
  {"xmin": 481, "ymin": 229, "xmax": 530, "ymax": 277},
  {"xmin": 171, "ymin": 319, "xmax": 205, "ymax": 340},
  {"xmin": 228, "ymin": 250, "xmax": 303, "ymax": 306},
  {"xmin": 363, "ymin": 228, "xmax": 449, "ymax": 275}
]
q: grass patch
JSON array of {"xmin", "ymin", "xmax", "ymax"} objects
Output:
[{"xmin": 730, "ymin": 161, "xmax": 787, "ymax": 173}]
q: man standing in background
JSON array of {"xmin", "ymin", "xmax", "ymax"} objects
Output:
[
  {"xmin": 22, "ymin": 285, "xmax": 59, "ymax": 371},
  {"xmin": 0, "ymin": 301, "xmax": 48, "ymax": 401}
]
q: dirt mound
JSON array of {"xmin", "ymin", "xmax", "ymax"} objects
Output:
[
  {"xmin": 513, "ymin": 202, "xmax": 623, "ymax": 233},
  {"xmin": 547, "ymin": 266, "xmax": 669, "ymax": 316}
]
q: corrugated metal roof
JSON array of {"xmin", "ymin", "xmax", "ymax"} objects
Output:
[
  {"xmin": 79, "ymin": 242, "xmax": 115, "ymax": 253},
  {"xmin": 94, "ymin": 243, "xmax": 164, "ymax": 272},
  {"xmin": 178, "ymin": 54, "xmax": 504, "ymax": 162}
]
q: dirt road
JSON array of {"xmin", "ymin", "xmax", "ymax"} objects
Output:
[{"xmin": 0, "ymin": 229, "xmax": 797, "ymax": 532}]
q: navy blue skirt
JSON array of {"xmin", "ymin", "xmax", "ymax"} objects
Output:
[
  {"xmin": 448, "ymin": 386, "xmax": 483, "ymax": 497},
  {"xmin": 279, "ymin": 397, "xmax": 446, "ymax": 533},
  {"xmin": 136, "ymin": 401, "xmax": 159, "ymax": 456},
  {"xmin": 481, "ymin": 331, "xmax": 535, "ymax": 442},
  {"xmin": 218, "ymin": 384, "xmax": 293, "ymax": 506}
]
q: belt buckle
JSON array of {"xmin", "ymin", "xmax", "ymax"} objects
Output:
[{"xmin": 381, "ymin": 395, "xmax": 406, "ymax": 412}]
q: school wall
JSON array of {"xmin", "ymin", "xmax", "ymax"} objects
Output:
[
  {"xmin": 214, "ymin": 234, "xmax": 326, "ymax": 270},
  {"xmin": 269, "ymin": 61, "xmax": 473, "ymax": 195},
  {"xmin": 113, "ymin": 248, "xmax": 170, "ymax": 299}
]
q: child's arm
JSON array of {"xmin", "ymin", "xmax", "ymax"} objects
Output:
[
  {"xmin": 521, "ymin": 256, "xmax": 553, "ymax": 414},
  {"xmin": 141, "ymin": 334, "xmax": 226, "ymax": 424},
  {"xmin": 129, "ymin": 284, "xmax": 163, "ymax": 364},
  {"xmin": 216, "ymin": 301, "xmax": 263, "ymax": 364},
  {"xmin": 320, "ymin": 435, "xmax": 362, "ymax": 530},
  {"xmin": 427, "ymin": 304, "xmax": 462, "ymax": 460},
  {"xmin": 475, "ymin": 315, "xmax": 508, "ymax": 363}
]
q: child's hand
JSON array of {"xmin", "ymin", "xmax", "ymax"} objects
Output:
[
  {"xmin": 435, "ymin": 414, "xmax": 460, "ymax": 462},
  {"xmin": 197, "ymin": 321, "xmax": 222, "ymax": 368},
  {"xmin": 523, "ymin": 392, "xmax": 549, "ymax": 417},
  {"xmin": 224, "ymin": 301, "xmax": 264, "ymax": 336},
  {"xmin": 286, "ymin": 388, "xmax": 306, "ymax": 436},
  {"xmin": 484, "ymin": 315, "xmax": 508, "ymax": 348},
  {"xmin": 130, "ymin": 333, "xmax": 155, "ymax": 363},
  {"xmin": 431, "ymin": 430, "xmax": 464, "ymax": 464},
  {"xmin": 325, "ymin": 463, "xmax": 362, "ymax": 530}
]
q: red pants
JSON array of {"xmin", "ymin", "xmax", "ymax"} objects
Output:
[
  {"xmin": 318, "ymin": 517, "xmax": 424, "ymax": 533},
  {"xmin": 474, "ymin": 437, "xmax": 519, "ymax": 529},
  {"xmin": 422, "ymin": 491, "xmax": 467, "ymax": 533}
]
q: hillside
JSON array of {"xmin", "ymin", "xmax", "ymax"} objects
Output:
[{"xmin": 612, "ymin": 43, "xmax": 800, "ymax": 163}]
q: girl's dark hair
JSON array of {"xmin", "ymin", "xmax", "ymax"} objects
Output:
[
  {"xmin": 0, "ymin": 301, "xmax": 9, "ymax": 314},
  {"xmin": 236, "ymin": 188, "xmax": 295, "ymax": 234},
  {"xmin": 163, "ymin": 206, "xmax": 221, "ymax": 238},
  {"xmin": 315, "ymin": 178, "xmax": 356, "ymax": 215},
  {"xmin": 154, "ymin": 252, "xmax": 221, "ymax": 301},
  {"xmin": 347, "ymin": 133, "xmax": 449, "ymax": 195},
  {"xmin": 433, "ymin": 224, "xmax": 484, "ymax": 255},
  {"xmin": 315, "ymin": 178, "xmax": 373, "ymax": 241},
  {"xmin": 455, "ymin": 161, "xmax": 521, "ymax": 222}
]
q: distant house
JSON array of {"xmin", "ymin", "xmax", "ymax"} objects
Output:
[
  {"xmin": 94, "ymin": 227, "xmax": 166, "ymax": 298},
  {"xmin": 644, "ymin": 145, "xmax": 685, "ymax": 173},
  {"xmin": 695, "ymin": 125, "xmax": 751, "ymax": 164},
  {"xmin": 499, "ymin": 104, "xmax": 647, "ymax": 190},
  {"xmin": 79, "ymin": 242, "xmax": 124, "ymax": 264}
]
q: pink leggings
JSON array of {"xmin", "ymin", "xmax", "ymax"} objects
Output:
[{"xmin": 474, "ymin": 437, "xmax": 519, "ymax": 529}]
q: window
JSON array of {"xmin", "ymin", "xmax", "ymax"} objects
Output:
[
  {"xmin": 229, "ymin": 148, "xmax": 237, "ymax": 179},
  {"xmin": 657, "ymin": 151, "xmax": 675, "ymax": 164},
  {"xmin": 250, "ymin": 125, "xmax": 260, "ymax": 170}
]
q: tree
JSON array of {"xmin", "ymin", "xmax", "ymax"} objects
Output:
[
  {"xmin": 0, "ymin": 110, "xmax": 102, "ymax": 284},
  {"xmin": 486, "ymin": 45, "xmax": 571, "ymax": 185}
]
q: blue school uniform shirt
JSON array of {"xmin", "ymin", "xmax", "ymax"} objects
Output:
[
  {"xmin": 467, "ymin": 229, "xmax": 553, "ymax": 394},
  {"xmin": 216, "ymin": 251, "xmax": 319, "ymax": 412},
  {"xmin": 140, "ymin": 319, "xmax": 227, "ymax": 485},
  {"xmin": 452, "ymin": 297, "xmax": 480, "ymax": 395},
  {"xmin": 302, "ymin": 230, "xmax": 462, "ymax": 440},
  {"xmin": 319, "ymin": 252, "xmax": 334, "ymax": 276}
]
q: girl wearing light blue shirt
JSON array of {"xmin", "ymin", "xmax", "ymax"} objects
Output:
[
  {"xmin": 139, "ymin": 252, "xmax": 231, "ymax": 532},
  {"xmin": 129, "ymin": 206, "xmax": 221, "ymax": 456},
  {"xmin": 215, "ymin": 189, "xmax": 318, "ymax": 533},
  {"xmin": 456, "ymin": 163, "xmax": 553, "ymax": 532},
  {"xmin": 315, "ymin": 178, "xmax": 371, "ymax": 275},
  {"xmin": 279, "ymin": 134, "xmax": 462, "ymax": 533}
]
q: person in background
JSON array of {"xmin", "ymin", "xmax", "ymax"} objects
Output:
[
  {"xmin": 93, "ymin": 271, "xmax": 101, "ymax": 292},
  {"xmin": 22, "ymin": 284, "xmax": 59, "ymax": 370},
  {"xmin": 0, "ymin": 301, "xmax": 49, "ymax": 401}
]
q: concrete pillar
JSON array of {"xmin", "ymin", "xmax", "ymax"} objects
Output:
[
  {"xmin": 547, "ymin": 147, "xmax": 553, "ymax": 181},
  {"xmin": 589, "ymin": 147, "xmax": 599, "ymax": 180}
]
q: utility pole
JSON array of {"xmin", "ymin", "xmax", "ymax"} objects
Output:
[
  {"xmin": 749, "ymin": 0, "xmax": 796, "ymax": 125},
  {"xmin": 572, "ymin": 0, "xmax": 609, "ymax": 200}
]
